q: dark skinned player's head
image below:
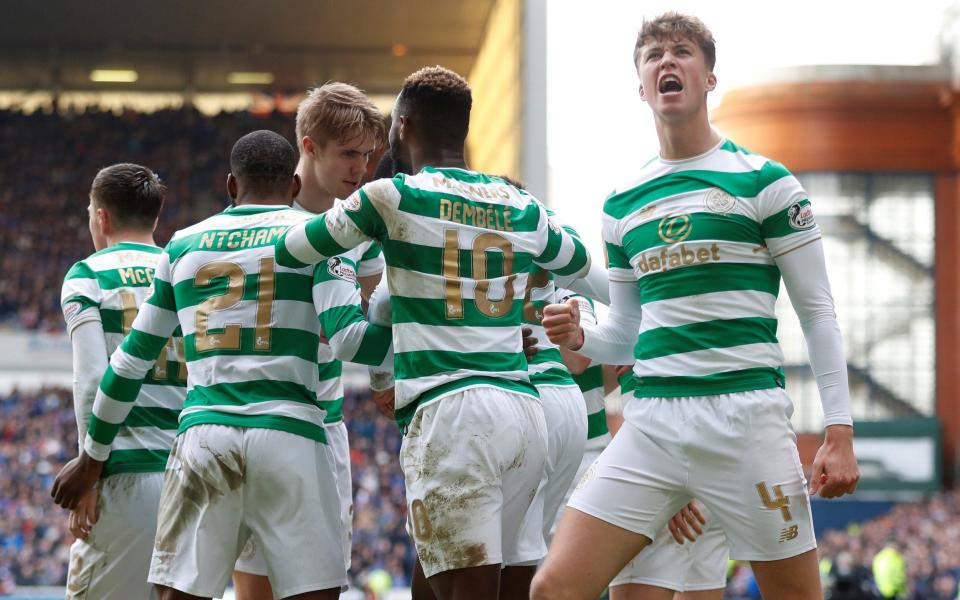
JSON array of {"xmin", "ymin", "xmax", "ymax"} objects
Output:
[
  {"xmin": 226, "ymin": 130, "xmax": 301, "ymax": 204},
  {"xmin": 389, "ymin": 66, "xmax": 472, "ymax": 174}
]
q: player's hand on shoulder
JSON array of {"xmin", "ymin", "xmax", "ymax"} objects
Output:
[
  {"xmin": 68, "ymin": 487, "xmax": 100, "ymax": 540},
  {"xmin": 541, "ymin": 299, "xmax": 584, "ymax": 350},
  {"xmin": 51, "ymin": 452, "xmax": 103, "ymax": 510},
  {"xmin": 810, "ymin": 424, "xmax": 859, "ymax": 499}
]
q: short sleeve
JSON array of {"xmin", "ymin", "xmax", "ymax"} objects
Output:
[
  {"xmin": 756, "ymin": 161, "xmax": 821, "ymax": 257},
  {"xmin": 61, "ymin": 262, "xmax": 102, "ymax": 335}
]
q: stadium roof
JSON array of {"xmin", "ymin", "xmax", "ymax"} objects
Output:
[{"xmin": 0, "ymin": 0, "xmax": 496, "ymax": 94}]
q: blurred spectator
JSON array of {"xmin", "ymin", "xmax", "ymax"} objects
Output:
[
  {"xmin": 0, "ymin": 106, "xmax": 296, "ymax": 332},
  {"xmin": 0, "ymin": 387, "xmax": 76, "ymax": 591}
]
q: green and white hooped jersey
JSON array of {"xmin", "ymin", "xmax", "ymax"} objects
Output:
[
  {"xmin": 522, "ymin": 267, "xmax": 576, "ymax": 389},
  {"xmin": 61, "ymin": 242, "xmax": 186, "ymax": 477},
  {"xmin": 295, "ymin": 200, "xmax": 385, "ymax": 425},
  {"xmin": 84, "ymin": 206, "xmax": 343, "ymax": 462},
  {"xmin": 557, "ymin": 288, "xmax": 607, "ymax": 439},
  {"xmin": 276, "ymin": 167, "xmax": 590, "ymax": 428},
  {"xmin": 312, "ymin": 242, "xmax": 385, "ymax": 424},
  {"xmin": 603, "ymin": 138, "xmax": 821, "ymax": 398}
]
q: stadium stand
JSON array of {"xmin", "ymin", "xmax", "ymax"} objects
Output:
[
  {"xmin": 0, "ymin": 385, "xmax": 415, "ymax": 594},
  {"xmin": 0, "ymin": 107, "xmax": 294, "ymax": 331}
]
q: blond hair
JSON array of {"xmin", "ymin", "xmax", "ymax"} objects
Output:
[
  {"xmin": 634, "ymin": 12, "xmax": 716, "ymax": 71},
  {"xmin": 295, "ymin": 82, "xmax": 386, "ymax": 150}
]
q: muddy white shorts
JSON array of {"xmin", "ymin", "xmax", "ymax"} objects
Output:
[
  {"xmin": 610, "ymin": 504, "xmax": 729, "ymax": 591},
  {"xmin": 515, "ymin": 384, "xmax": 587, "ymax": 556},
  {"xmin": 233, "ymin": 419, "xmax": 353, "ymax": 579},
  {"xmin": 569, "ymin": 388, "xmax": 815, "ymax": 562},
  {"xmin": 401, "ymin": 387, "xmax": 548, "ymax": 578},
  {"xmin": 148, "ymin": 424, "xmax": 345, "ymax": 598},
  {"xmin": 65, "ymin": 472, "xmax": 163, "ymax": 599}
]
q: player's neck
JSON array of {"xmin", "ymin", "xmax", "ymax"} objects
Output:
[
  {"xmin": 412, "ymin": 147, "xmax": 468, "ymax": 173},
  {"xmin": 233, "ymin": 195, "xmax": 291, "ymax": 207},
  {"xmin": 295, "ymin": 158, "xmax": 335, "ymax": 213},
  {"xmin": 655, "ymin": 113, "xmax": 722, "ymax": 161},
  {"xmin": 106, "ymin": 230, "xmax": 156, "ymax": 248}
]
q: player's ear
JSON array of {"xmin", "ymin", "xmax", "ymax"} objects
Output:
[
  {"xmin": 226, "ymin": 173, "xmax": 238, "ymax": 201},
  {"xmin": 706, "ymin": 72, "xmax": 717, "ymax": 92},
  {"xmin": 639, "ymin": 83, "xmax": 646, "ymax": 102},
  {"xmin": 302, "ymin": 136, "xmax": 315, "ymax": 158},
  {"xmin": 97, "ymin": 207, "xmax": 111, "ymax": 236},
  {"xmin": 290, "ymin": 174, "xmax": 302, "ymax": 200}
]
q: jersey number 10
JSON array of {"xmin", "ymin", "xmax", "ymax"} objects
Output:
[{"xmin": 442, "ymin": 228, "xmax": 517, "ymax": 320}]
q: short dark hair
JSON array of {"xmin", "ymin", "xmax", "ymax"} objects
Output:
[
  {"xmin": 229, "ymin": 130, "xmax": 298, "ymax": 197},
  {"xmin": 90, "ymin": 163, "xmax": 165, "ymax": 230},
  {"xmin": 396, "ymin": 66, "xmax": 472, "ymax": 147},
  {"xmin": 635, "ymin": 12, "xmax": 716, "ymax": 71}
]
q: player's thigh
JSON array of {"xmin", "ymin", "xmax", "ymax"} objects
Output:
[
  {"xmin": 610, "ymin": 583, "xmax": 676, "ymax": 600},
  {"xmin": 610, "ymin": 508, "xmax": 727, "ymax": 594},
  {"xmin": 532, "ymin": 508, "xmax": 652, "ymax": 600},
  {"xmin": 750, "ymin": 548, "xmax": 822, "ymax": 600},
  {"xmin": 689, "ymin": 390, "xmax": 815, "ymax": 562},
  {"xmin": 232, "ymin": 569, "xmax": 273, "ymax": 600},
  {"xmin": 244, "ymin": 428, "xmax": 346, "ymax": 598},
  {"xmin": 567, "ymin": 418, "xmax": 687, "ymax": 542},
  {"xmin": 678, "ymin": 589, "xmax": 724, "ymax": 600},
  {"xmin": 149, "ymin": 426, "xmax": 247, "ymax": 598},
  {"xmin": 233, "ymin": 535, "xmax": 270, "ymax": 600}
]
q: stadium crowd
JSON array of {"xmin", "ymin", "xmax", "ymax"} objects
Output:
[
  {"xmin": 2, "ymin": 383, "xmax": 960, "ymax": 597},
  {"xmin": 0, "ymin": 106, "xmax": 294, "ymax": 332},
  {"xmin": 0, "ymin": 385, "xmax": 415, "ymax": 594}
]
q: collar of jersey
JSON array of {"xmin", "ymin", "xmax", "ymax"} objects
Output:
[
  {"xmin": 222, "ymin": 204, "xmax": 290, "ymax": 215},
  {"xmin": 91, "ymin": 241, "xmax": 160, "ymax": 257},
  {"xmin": 420, "ymin": 165, "xmax": 477, "ymax": 175},
  {"xmin": 657, "ymin": 137, "xmax": 727, "ymax": 166}
]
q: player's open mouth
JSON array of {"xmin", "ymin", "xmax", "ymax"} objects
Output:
[
  {"xmin": 344, "ymin": 180, "xmax": 359, "ymax": 188},
  {"xmin": 658, "ymin": 75, "xmax": 683, "ymax": 94}
]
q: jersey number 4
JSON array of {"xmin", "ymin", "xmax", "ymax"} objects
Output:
[{"xmin": 442, "ymin": 228, "xmax": 516, "ymax": 320}]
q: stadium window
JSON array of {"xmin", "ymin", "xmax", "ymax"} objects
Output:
[{"xmin": 777, "ymin": 173, "xmax": 936, "ymax": 431}]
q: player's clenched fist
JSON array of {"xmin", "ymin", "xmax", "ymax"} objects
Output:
[{"xmin": 542, "ymin": 299, "xmax": 584, "ymax": 350}]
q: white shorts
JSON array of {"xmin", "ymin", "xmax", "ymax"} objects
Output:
[
  {"xmin": 148, "ymin": 424, "xmax": 345, "ymax": 598},
  {"xmin": 515, "ymin": 385, "xmax": 587, "ymax": 556},
  {"xmin": 569, "ymin": 388, "xmax": 815, "ymax": 562},
  {"xmin": 401, "ymin": 387, "xmax": 548, "ymax": 578},
  {"xmin": 65, "ymin": 472, "xmax": 163, "ymax": 600},
  {"xmin": 610, "ymin": 505, "xmax": 729, "ymax": 591},
  {"xmin": 550, "ymin": 431, "xmax": 611, "ymax": 541},
  {"xmin": 234, "ymin": 420, "xmax": 353, "ymax": 578}
]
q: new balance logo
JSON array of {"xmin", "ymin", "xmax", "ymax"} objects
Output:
[{"xmin": 779, "ymin": 525, "xmax": 799, "ymax": 543}]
